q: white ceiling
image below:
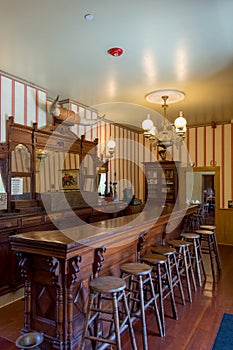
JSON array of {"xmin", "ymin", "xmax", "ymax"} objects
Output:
[{"xmin": 0, "ymin": 0, "xmax": 233, "ymax": 129}]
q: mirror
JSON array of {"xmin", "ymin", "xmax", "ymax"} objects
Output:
[
  {"xmin": 0, "ymin": 159, "xmax": 7, "ymax": 210},
  {"xmin": 81, "ymin": 154, "xmax": 95, "ymax": 191},
  {"xmin": 97, "ymin": 165, "xmax": 108, "ymax": 196},
  {"xmin": 36, "ymin": 150, "xmax": 80, "ymax": 193},
  {"xmin": 11, "ymin": 144, "xmax": 31, "ymax": 173}
]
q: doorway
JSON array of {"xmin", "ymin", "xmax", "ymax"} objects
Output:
[
  {"xmin": 203, "ymin": 174, "xmax": 215, "ymax": 210},
  {"xmin": 185, "ymin": 166, "xmax": 220, "ymax": 225}
]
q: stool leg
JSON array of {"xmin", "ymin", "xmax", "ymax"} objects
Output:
[
  {"xmin": 148, "ymin": 273, "xmax": 163, "ymax": 337},
  {"xmin": 122, "ymin": 291, "xmax": 138, "ymax": 350},
  {"xmin": 182, "ymin": 246, "xmax": 192, "ymax": 303},
  {"xmin": 157, "ymin": 263, "xmax": 165, "ymax": 336},
  {"xmin": 112, "ymin": 292, "xmax": 122, "ymax": 350},
  {"xmin": 193, "ymin": 239, "xmax": 202, "ymax": 287},
  {"xmin": 208, "ymin": 235, "xmax": 216, "ymax": 279},
  {"xmin": 186, "ymin": 246, "xmax": 197, "ymax": 292},
  {"xmin": 181, "ymin": 246, "xmax": 197, "ymax": 303},
  {"xmin": 213, "ymin": 235, "xmax": 222, "ymax": 272},
  {"xmin": 197, "ymin": 238, "xmax": 207, "ymax": 283},
  {"xmin": 171, "ymin": 254, "xmax": 186, "ymax": 305},
  {"xmin": 139, "ymin": 275, "xmax": 148, "ymax": 350},
  {"xmin": 79, "ymin": 292, "xmax": 95, "ymax": 350},
  {"xmin": 164, "ymin": 262, "xmax": 178, "ymax": 320}
]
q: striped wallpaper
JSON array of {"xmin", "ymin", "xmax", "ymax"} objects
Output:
[
  {"xmin": 0, "ymin": 70, "xmax": 232, "ymax": 208},
  {"xmin": 185, "ymin": 124, "xmax": 233, "ymax": 208}
]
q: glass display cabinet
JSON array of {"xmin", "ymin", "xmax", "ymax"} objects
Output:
[{"xmin": 143, "ymin": 161, "xmax": 180, "ymax": 205}]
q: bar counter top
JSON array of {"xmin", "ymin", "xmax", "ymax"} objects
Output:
[{"xmin": 10, "ymin": 204, "xmax": 197, "ymax": 258}]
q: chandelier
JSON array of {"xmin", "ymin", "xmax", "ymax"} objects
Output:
[{"xmin": 142, "ymin": 89, "xmax": 187, "ymax": 152}]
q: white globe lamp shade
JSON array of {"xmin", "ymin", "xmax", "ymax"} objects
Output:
[
  {"xmin": 107, "ymin": 139, "xmax": 116, "ymax": 149},
  {"xmin": 174, "ymin": 112, "xmax": 187, "ymax": 129},
  {"xmin": 142, "ymin": 114, "xmax": 154, "ymax": 131}
]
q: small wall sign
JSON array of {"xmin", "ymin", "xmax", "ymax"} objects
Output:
[{"xmin": 11, "ymin": 177, "xmax": 23, "ymax": 195}]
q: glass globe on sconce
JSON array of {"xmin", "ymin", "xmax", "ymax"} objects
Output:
[{"xmin": 106, "ymin": 139, "xmax": 116, "ymax": 158}]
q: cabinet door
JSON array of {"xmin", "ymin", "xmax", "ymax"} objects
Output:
[
  {"xmin": 145, "ymin": 168, "xmax": 159, "ymax": 200},
  {"xmin": 161, "ymin": 167, "xmax": 177, "ymax": 202}
]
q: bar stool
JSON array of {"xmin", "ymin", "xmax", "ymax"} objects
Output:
[
  {"xmin": 151, "ymin": 245, "xmax": 186, "ymax": 306},
  {"xmin": 180, "ymin": 233, "xmax": 206, "ymax": 287},
  {"xmin": 168, "ymin": 240, "xmax": 197, "ymax": 303},
  {"xmin": 79, "ymin": 276, "xmax": 137, "ymax": 350},
  {"xmin": 190, "ymin": 205, "xmax": 205, "ymax": 230},
  {"xmin": 120, "ymin": 262, "xmax": 163, "ymax": 350},
  {"xmin": 195, "ymin": 228, "xmax": 221, "ymax": 280},
  {"xmin": 140, "ymin": 253, "xmax": 178, "ymax": 337},
  {"xmin": 203, "ymin": 203, "xmax": 209, "ymax": 223}
]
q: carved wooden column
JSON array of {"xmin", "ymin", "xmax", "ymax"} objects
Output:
[
  {"xmin": 66, "ymin": 256, "xmax": 82, "ymax": 348},
  {"xmin": 17, "ymin": 252, "xmax": 32, "ymax": 333},
  {"xmin": 48, "ymin": 257, "xmax": 63, "ymax": 348}
]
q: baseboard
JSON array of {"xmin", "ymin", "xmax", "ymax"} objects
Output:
[{"xmin": 0, "ymin": 287, "xmax": 24, "ymax": 308}]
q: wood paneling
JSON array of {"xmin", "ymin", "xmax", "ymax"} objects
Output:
[{"xmin": 216, "ymin": 208, "xmax": 233, "ymax": 245}]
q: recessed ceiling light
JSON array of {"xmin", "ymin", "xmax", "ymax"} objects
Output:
[{"xmin": 84, "ymin": 14, "xmax": 94, "ymax": 21}]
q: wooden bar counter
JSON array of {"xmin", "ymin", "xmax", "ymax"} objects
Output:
[{"xmin": 10, "ymin": 204, "xmax": 197, "ymax": 350}]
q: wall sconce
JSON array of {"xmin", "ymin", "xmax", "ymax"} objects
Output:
[
  {"xmin": 36, "ymin": 149, "xmax": 48, "ymax": 160},
  {"xmin": 101, "ymin": 139, "xmax": 116, "ymax": 161}
]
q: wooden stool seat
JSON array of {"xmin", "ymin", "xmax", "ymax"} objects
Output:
[
  {"xmin": 151, "ymin": 246, "xmax": 176, "ymax": 255},
  {"xmin": 89, "ymin": 276, "xmax": 126, "ymax": 293},
  {"xmin": 181, "ymin": 233, "xmax": 200, "ymax": 240},
  {"xmin": 196, "ymin": 229, "xmax": 214, "ymax": 236},
  {"xmin": 120, "ymin": 262, "xmax": 152, "ymax": 276},
  {"xmin": 141, "ymin": 253, "xmax": 167, "ymax": 264},
  {"xmin": 199, "ymin": 225, "xmax": 216, "ymax": 231},
  {"xmin": 169, "ymin": 239, "xmax": 190, "ymax": 248}
]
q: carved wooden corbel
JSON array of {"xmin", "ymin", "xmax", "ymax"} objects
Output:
[
  {"xmin": 68, "ymin": 255, "xmax": 82, "ymax": 287},
  {"xmin": 93, "ymin": 246, "xmax": 106, "ymax": 279},
  {"xmin": 16, "ymin": 251, "xmax": 32, "ymax": 281},
  {"xmin": 137, "ymin": 231, "xmax": 148, "ymax": 261}
]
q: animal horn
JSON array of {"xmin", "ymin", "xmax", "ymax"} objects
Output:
[{"xmin": 50, "ymin": 95, "xmax": 60, "ymax": 115}]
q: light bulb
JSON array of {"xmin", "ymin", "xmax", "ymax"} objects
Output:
[
  {"xmin": 107, "ymin": 139, "xmax": 116, "ymax": 149},
  {"xmin": 174, "ymin": 112, "xmax": 187, "ymax": 129},
  {"xmin": 142, "ymin": 114, "xmax": 154, "ymax": 131}
]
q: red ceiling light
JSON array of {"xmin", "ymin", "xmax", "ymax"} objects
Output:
[{"xmin": 108, "ymin": 47, "xmax": 123, "ymax": 57}]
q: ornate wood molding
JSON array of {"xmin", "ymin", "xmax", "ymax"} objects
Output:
[
  {"xmin": 93, "ymin": 246, "xmax": 106, "ymax": 278},
  {"xmin": 137, "ymin": 231, "xmax": 148, "ymax": 261}
]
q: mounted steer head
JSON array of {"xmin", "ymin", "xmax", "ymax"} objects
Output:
[{"xmin": 49, "ymin": 94, "xmax": 105, "ymax": 126}]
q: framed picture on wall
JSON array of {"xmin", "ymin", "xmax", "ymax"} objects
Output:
[{"xmin": 60, "ymin": 169, "xmax": 79, "ymax": 190}]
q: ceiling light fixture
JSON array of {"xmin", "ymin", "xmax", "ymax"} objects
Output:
[
  {"xmin": 108, "ymin": 47, "xmax": 123, "ymax": 57},
  {"xmin": 142, "ymin": 89, "xmax": 187, "ymax": 157}
]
